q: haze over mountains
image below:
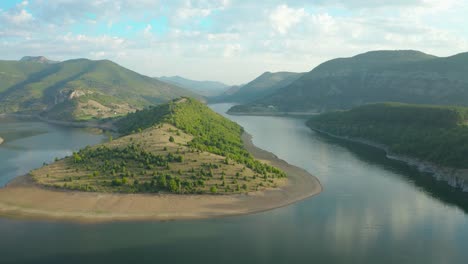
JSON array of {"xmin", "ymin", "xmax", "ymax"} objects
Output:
[
  {"xmin": 228, "ymin": 50, "xmax": 468, "ymax": 113},
  {"xmin": 158, "ymin": 76, "xmax": 229, "ymax": 97},
  {"xmin": 211, "ymin": 71, "xmax": 303, "ymax": 103},
  {"xmin": 0, "ymin": 57, "xmax": 198, "ymax": 121}
]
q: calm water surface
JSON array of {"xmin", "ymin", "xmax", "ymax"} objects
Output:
[{"xmin": 0, "ymin": 106, "xmax": 467, "ymax": 264}]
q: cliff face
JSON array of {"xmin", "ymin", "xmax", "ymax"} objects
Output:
[{"xmin": 391, "ymin": 154, "xmax": 468, "ymax": 192}]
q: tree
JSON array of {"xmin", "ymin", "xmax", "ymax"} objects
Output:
[
  {"xmin": 72, "ymin": 152, "xmax": 82, "ymax": 163},
  {"xmin": 210, "ymin": 186, "xmax": 217, "ymax": 194},
  {"xmin": 157, "ymin": 175, "xmax": 167, "ymax": 189},
  {"xmin": 169, "ymin": 136, "xmax": 175, "ymax": 142},
  {"xmin": 169, "ymin": 178, "xmax": 179, "ymax": 192}
]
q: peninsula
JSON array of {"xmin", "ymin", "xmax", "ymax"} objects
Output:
[{"xmin": 0, "ymin": 98, "xmax": 321, "ymax": 222}]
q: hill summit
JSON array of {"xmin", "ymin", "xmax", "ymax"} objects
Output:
[{"xmin": 20, "ymin": 56, "xmax": 57, "ymax": 64}]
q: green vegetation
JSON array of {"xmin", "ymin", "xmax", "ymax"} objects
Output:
[
  {"xmin": 0, "ymin": 58, "xmax": 199, "ymax": 120},
  {"xmin": 32, "ymin": 98, "xmax": 286, "ymax": 194},
  {"xmin": 117, "ymin": 98, "xmax": 285, "ymax": 177},
  {"xmin": 229, "ymin": 50, "xmax": 468, "ymax": 113},
  {"xmin": 307, "ymin": 103, "xmax": 468, "ymax": 169}
]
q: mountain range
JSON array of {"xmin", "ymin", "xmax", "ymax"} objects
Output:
[
  {"xmin": 0, "ymin": 57, "xmax": 199, "ymax": 121},
  {"xmin": 228, "ymin": 50, "xmax": 468, "ymax": 113}
]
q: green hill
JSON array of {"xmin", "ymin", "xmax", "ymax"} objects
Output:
[
  {"xmin": 32, "ymin": 98, "xmax": 286, "ymax": 194},
  {"xmin": 0, "ymin": 57, "xmax": 198, "ymax": 121},
  {"xmin": 229, "ymin": 50, "xmax": 468, "ymax": 113},
  {"xmin": 211, "ymin": 71, "xmax": 303, "ymax": 103},
  {"xmin": 307, "ymin": 103, "xmax": 468, "ymax": 169}
]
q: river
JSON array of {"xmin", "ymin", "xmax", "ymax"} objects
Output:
[{"xmin": 0, "ymin": 105, "xmax": 467, "ymax": 264}]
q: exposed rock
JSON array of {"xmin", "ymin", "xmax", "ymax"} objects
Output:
[{"xmin": 20, "ymin": 56, "xmax": 58, "ymax": 64}]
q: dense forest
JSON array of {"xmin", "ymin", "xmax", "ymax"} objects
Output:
[{"xmin": 307, "ymin": 103, "xmax": 468, "ymax": 169}]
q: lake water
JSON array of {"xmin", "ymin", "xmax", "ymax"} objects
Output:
[{"xmin": 1, "ymin": 105, "xmax": 467, "ymax": 264}]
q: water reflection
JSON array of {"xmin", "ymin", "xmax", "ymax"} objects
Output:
[
  {"xmin": 0, "ymin": 118, "xmax": 106, "ymax": 186},
  {"xmin": 315, "ymin": 132, "xmax": 468, "ymax": 214},
  {"xmin": 0, "ymin": 105, "xmax": 467, "ymax": 263}
]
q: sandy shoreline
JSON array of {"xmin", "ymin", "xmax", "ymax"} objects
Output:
[
  {"xmin": 0, "ymin": 132, "xmax": 322, "ymax": 223},
  {"xmin": 0, "ymin": 137, "xmax": 3, "ymax": 145}
]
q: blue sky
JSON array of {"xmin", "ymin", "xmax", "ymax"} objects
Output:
[{"xmin": 0, "ymin": 0, "xmax": 467, "ymax": 84}]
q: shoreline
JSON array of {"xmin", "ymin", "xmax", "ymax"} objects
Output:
[
  {"xmin": 0, "ymin": 113, "xmax": 117, "ymax": 132},
  {"xmin": 227, "ymin": 111, "xmax": 319, "ymax": 117},
  {"xmin": 0, "ymin": 132, "xmax": 322, "ymax": 223},
  {"xmin": 0, "ymin": 136, "xmax": 3, "ymax": 145},
  {"xmin": 309, "ymin": 127, "xmax": 468, "ymax": 192}
]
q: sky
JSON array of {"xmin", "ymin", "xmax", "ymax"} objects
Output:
[{"xmin": 0, "ymin": 0, "xmax": 467, "ymax": 85}]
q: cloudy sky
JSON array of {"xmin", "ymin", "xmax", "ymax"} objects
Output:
[{"xmin": 1, "ymin": 0, "xmax": 467, "ymax": 84}]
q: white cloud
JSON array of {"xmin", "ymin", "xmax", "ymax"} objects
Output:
[
  {"xmin": 0, "ymin": 5, "xmax": 34, "ymax": 25},
  {"xmin": 0, "ymin": 0, "xmax": 467, "ymax": 84},
  {"xmin": 269, "ymin": 4, "xmax": 306, "ymax": 34},
  {"xmin": 223, "ymin": 43, "xmax": 241, "ymax": 57}
]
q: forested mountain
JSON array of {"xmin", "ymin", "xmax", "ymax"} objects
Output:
[
  {"xmin": 307, "ymin": 103, "xmax": 468, "ymax": 169},
  {"xmin": 229, "ymin": 50, "xmax": 468, "ymax": 113},
  {"xmin": 211, "ymin": 71, "xmax": 303, "ymax": 103},
  {"xmin": 158, "ymin": 76, "xmax": 229, "ymax": 96},
  {"xmin": 0, "ymin": 57, "xmax": 198, "ymax": 121}
]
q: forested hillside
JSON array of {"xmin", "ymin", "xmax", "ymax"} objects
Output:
[
  {"xmin": 229, "ymin": 50, "xmax": 468, "ymax": 113},
  {"xmin": 0, "ymin": 57, "xmax": 198, "ymax": 121},
  {"xmin": 307, "ymin": 103, "xmax": 468, "ymax": 168}
]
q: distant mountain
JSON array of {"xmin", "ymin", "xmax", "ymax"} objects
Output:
[
  {"xmin": 229, "ymin": 50, "xmax": 468, "ymax": 113},
  {"xmin": 20, "ymin": 56, "xmax": 58, "ymax": 64},
  {"xmin": 0, "ymin": 58, "xmax": 199, "ymax": 121},
  {"xmin": 211, "ymin": 71, "xmax": 303, "ymax": 103},
  {"xmin": 158, "ymin": 76, "xmax": 229, "ymax": 96}
]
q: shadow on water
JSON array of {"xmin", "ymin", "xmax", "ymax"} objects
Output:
[{"xmin": 315, "ymin": 132, "xmax": 468, "ymax": 214}]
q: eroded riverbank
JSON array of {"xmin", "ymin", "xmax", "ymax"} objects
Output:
[{"xmin": 310, "ymin": 127, "xmax": 468, "ymax": 192}]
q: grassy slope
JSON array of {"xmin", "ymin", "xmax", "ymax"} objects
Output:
[
  {"xmin": 307, "ymin": 103, "xmax": 468, "ymax": 169},
  {"xmin": 235, "ymin": 50, "xmax": 468, "ymax": 112},
  {"xmin": 32, "ymin": 98, "xmax": 286, "ymax": 194},
  {"xmin": 0, "ymin": 59, "xmax": 199, "ymax": 120}
]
